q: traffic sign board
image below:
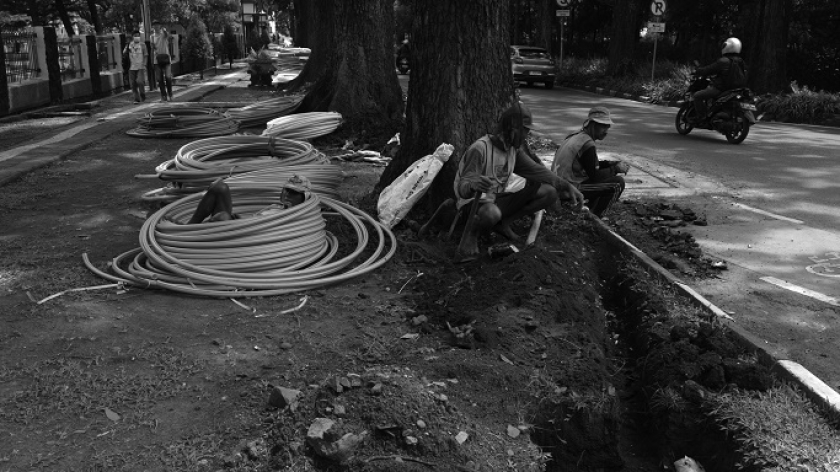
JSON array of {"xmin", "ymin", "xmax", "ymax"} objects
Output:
[
  {"xmin": 647, "ymin": 21, "xmax": 665, "ymax": 33},
  {"xmin": 556, "ymin": 9, "xmax": 570, "ymax": 17},
  {"xmin": 556, "ymin": 0, "xmax": 570, "ymax": 6},
  {"xmin": 650, "ymin": 0, "xmax": 666, "ymax": 15}
]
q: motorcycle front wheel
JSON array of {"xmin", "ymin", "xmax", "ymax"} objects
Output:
[
  {"xmin": 724, "ymin": 112, "xmax": 750, "ymax": 144},
  {"xmin": 675, "ymin": 104, "xmax": 694, "ymax": 135}
]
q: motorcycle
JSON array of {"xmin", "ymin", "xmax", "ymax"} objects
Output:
[
  {"xmin": 396, "ymin": 56, "xmax": 410, "ymax": 75},
  {"xmin": 675, "ymin": 73, "xmax": 757, "ymax": 144}
]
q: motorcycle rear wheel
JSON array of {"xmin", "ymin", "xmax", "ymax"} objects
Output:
[
  {"xmin": 724, "ymin": 112, "xmax": 750, "ymax": 144},
  {"xmin": 675, "ymin": 105, "xmax": 694, "ymax": 135}
]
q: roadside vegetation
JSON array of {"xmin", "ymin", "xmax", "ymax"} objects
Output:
[{"xmin": 555, "ymin": 58, "xmax": 840, "ymax": 126}]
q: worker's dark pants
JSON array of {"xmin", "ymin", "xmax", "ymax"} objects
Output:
[{"xmin": 580, "ymin": 175, "xmax": 625, "ymax": 217}]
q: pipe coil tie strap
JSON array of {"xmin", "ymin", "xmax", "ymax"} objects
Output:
[{"xmin": 268, "ymin": 135, "xmax": 276, "ymax": 157}]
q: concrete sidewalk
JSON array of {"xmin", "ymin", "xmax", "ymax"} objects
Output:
[{"xmin": 0, "ymin": 68, "xmax": 248, "ymax": 187}]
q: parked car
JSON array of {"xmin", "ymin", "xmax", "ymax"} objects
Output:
[{"xmin": 510, "ymin": 45, "xmax": 555, "ymax": 89}]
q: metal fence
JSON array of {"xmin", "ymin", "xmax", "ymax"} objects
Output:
[
  {"xmin": 97, "ymin": 35, "xmax": 118, "ymax": 72},
  {"xmin": 2, "ymin": 27, "xmax": 41, "ymax": 83},
  {"xmin": 57, "ymin": 36, "xmax": 85, "ymax": 82}
]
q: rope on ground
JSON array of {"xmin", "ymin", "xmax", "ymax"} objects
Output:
[
  {"xmin": 126, "ymin": 107, "xmax": 240, "ymax": 138},
  {"xmin": 262, "ymin": 112, "xmax": 343, "ymax": 140},
  {"xmin": 84, "ymin": 186, "xmax": 396, "ymax": 298}
]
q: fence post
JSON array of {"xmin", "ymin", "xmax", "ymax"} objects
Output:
[
  {"xmin": 0, "ymin": 30, "xmax": 9, "ymax": 116},
  {"xmin": 85, "ymin": 35, "xmax": 102, "ymax": 97},
  {"xmin": 42, "ymin": 27, "xmax": 63, "ymax": 103}
]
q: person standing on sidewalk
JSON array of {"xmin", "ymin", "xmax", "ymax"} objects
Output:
[
  {"xmin": 124, "ymin": 31, "xmax": 147, "ymax": 103},
  {"xmin": 552, "ymin": 107, "xmax": 630, "ymax": 218},
  {"xmin": 152, "ymin": 25, "xmax": 173, "ymax": 102}
]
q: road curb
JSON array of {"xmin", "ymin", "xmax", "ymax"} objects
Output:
[
  {"xmin": 0, "ymin": 72, "xmax": 245, "ymax": 188},
  {"xmin": 588, "ymin": 213, "xmax": 840, "ymax": 420}
]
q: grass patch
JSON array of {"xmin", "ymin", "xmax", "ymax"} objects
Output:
[{"xmin": 709, "ymin": 383, "xmax": 840, "ymax": 471}]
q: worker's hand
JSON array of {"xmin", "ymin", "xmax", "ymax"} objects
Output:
[
  {"xmin": 614, "ymin": 161, "xmax": 631, "ymax": 174},
  {"xmin": 555, "ymin": 178, "xmax": 584, "ymax": 210},
  {"xmin": 470, "ymin": 176, "xmax": 493, "ymax": 194}
]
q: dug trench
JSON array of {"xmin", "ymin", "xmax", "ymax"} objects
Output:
[{"xmin": 246, "ymin": 202, "xmax": 779, "ymax": 471}]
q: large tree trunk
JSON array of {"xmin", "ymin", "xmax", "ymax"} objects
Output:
[
  {"xmin": 87, "ymin": 0, "xmax": 103, "ymax": 34},
  {"xmin": 284, "ymin": 0, "xmax": 332, "ymax": 90},
  {"xmin": 295, "ymin": 0, "xmax": 404, "ymax": 136},
  {"xmin": 739, "ymin": 0, "xmax": 792, "ymax": 93},
  {"xmin": 607, "ymin": 0, "xmax": 646, "ymax": 75},
  {"xmin": 537, "ymin": 0, "xmax": 554, "ymax": 55},
  {"xmin": 55, "ymin": 0, "xmax": 75, "ymax": 36},
  {"xmin": 377, "ymin": 0, "xmax": 513, "ymax": 208}
]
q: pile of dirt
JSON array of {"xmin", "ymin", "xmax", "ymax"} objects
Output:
[{"xmin": 608, "ymin": 199, "xmax": 726, "ymax": 278}]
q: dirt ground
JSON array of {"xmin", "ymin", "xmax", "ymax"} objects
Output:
[{"xmin": 0, "ymin": 84, "xmax": 767, "ymax": 471}]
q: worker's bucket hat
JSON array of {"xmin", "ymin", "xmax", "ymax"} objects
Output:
[
  {"xmin": 583, "ymin": 106, "xmax": 613, "ymax": 127},
  {"xmin": 284, "ymin": 174, "xmax": 312, "ymax": 194}
]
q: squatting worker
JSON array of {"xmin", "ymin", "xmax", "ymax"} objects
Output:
[
  {"xmin": 186, "ymin": 175, "xmax": 311, "ymax": 224},
  {"xmin": 453, "ymin": 103, "xmax": 584, "ymax": 258},
  {"xmin": 551, "ymin": 106, "xmax": 630, "ymax": 218},
  {"xmin": 123, "ymin": 31, "xmax": 147, "ymax": 104},
  {"xmin": 151, "ymin": 24, "xmax": 173, "ymax": 102}
]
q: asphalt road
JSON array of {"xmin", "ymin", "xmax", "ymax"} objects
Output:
[
  {"xmin": 520, "ymin": 84, "xmax": 840, "ymax": 389},
  {"xmin": 520, "ymin": 85, "xmax": 840, "ymax": 232}
]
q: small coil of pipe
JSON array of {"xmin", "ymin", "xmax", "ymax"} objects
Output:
[
  {"xmin": 262, "ymin": 112, "xmax": 343, "ymax": 140},
  {"xmin": 126, "ymin": 107, "xmax": 240, "ymax": 138},
  {"xmin": 138, "ymin": 136, "xmax": 340, "ymax": 203},
  {"xmin": 224, "ymin": 96, "xmax": 302, "ymax": 129},
  {"xmin": 156, "ymin": 136, "xmax": 320, "ymax": 184},
  {"xmin": 85, "ymin": 186, "xmax": 397, "ymax": 298}
]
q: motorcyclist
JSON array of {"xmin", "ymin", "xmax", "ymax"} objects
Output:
[{"xmin": 690, "ymin": 37, "xmax": 748, "ymax": 123}]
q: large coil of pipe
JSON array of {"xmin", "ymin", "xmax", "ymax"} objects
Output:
[
  {"xmin": 262, "ymin": 112, "xmax": 343, "ymax": 140},
  {"xmin": 127, "ymin": 107, "xmax": 240, "ymax": 138},
  {"xmin": 85, "ymin": 187, "xmax": 396, "ymax": 298}
]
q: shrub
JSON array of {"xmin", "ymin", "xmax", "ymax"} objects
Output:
[
  {"xmin": 221, "ymin": 25, "xmax": 240, "ymax": 67},
  {"xmin": 757, "ymin": 81, "xmax": 840, "ymax": 124},
  {"xmin": 181, "ymin": 17, "xmax": 214, "ymax": 76}
]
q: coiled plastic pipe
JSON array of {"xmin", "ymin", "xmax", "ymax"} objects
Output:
[
  {"xmin": 139, "ymin": 136, "xmax": 341, "ymax": 203},
  {"xmin": 127, "ymin": 107, "xmax": 240, "ymax": 138},
  {"xmin": 263, "ymin": 112, "xmax": 343, "ymax": 140},
  {"xmin": 225, "ymin": 96, "xmax": 302, "ymax": 128},
  {"xmin": 84, "ymin": 186, "xmax": 396, "ymax": 298}
]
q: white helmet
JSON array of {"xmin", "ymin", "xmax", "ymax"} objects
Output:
[{"xmin": 722, "ymin": 37, "xmax": 742, "ymax": 54}]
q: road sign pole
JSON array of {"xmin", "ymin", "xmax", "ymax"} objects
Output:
[
  {"xmin": 560, "ymin": 21, "xmax": 564, "ymax": 67},
  {"xmin": 651, "ymin": 34, "xmax": 658, "ymax": 82}
]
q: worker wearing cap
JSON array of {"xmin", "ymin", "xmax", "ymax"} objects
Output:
[
  {"xmin": 185, "ymin": 175, "xmax": 311, "ymax": 224},
  {"xmin": 453, "ymin": 103, "xmax": 583, "ymax": 258},
  {"xmin": 551, "ymin": 106, "xmax": 630, "ymax": 218}
]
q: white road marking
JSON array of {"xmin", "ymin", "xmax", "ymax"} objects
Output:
[
  {"xmin": 732, "ymin": 203, "xmax": 804, "ymax": 224},
  {"xmin": 760, "ymin": 276, "xmax": 840, "ymax": 307}
]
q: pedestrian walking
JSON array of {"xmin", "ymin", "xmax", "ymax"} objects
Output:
[
  {"xmin": 152, "ymin": 25, "xmax": 173, "ymax": 102},
  {"xmin": 124, "ymin": 31, "xmax": 147, "ymax": 103}
]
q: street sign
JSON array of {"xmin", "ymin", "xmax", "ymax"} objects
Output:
[
  {"xmin": 556, "ymin": 0, "xmax": 570, "ymax": 7},
  {"xmin": 556, "ymin": 9, "xmax": 570, "ymax": 17},
  {"xmin": 647, "ymin": 21, "xmax": 666, "ymax": 33},
  {"xmin": 650, "ymin": 0, "xmax": 666, "ymax": 15}
]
